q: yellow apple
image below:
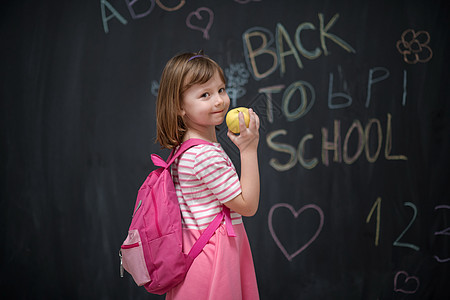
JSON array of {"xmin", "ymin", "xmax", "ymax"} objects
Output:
[{"xmin": 226, "ymin": 107, "xmax": 250, "ymax": 134}]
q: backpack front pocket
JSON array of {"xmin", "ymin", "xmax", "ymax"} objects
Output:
[{"xmin": 121, "ymin": 229, "xmax": 151, "ymax": 286}]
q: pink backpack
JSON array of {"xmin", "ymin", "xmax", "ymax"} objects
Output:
[{"xmin": 119, "ymin": 139, "xmax": 236, "ymax": 294}]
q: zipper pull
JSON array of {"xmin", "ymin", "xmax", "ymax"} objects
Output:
[{"xmin": 119, "ymin": 250, "xmax": 124, "ymax": 278}]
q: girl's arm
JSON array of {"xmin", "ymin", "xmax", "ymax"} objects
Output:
[{"xmin": 225, "ymin": 108, "xmax": 260, "ymax": 216}]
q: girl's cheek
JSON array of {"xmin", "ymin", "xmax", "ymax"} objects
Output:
[{"xmin": 224, "ymin": 96, "xmax": 230, "ymax": 109}]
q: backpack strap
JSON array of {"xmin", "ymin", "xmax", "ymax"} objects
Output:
[
  {"xmin": 170, "ymin": 138, "xmax": 237, "ymax": 236},
  {"xmin": 162, "ymin": 139, "xmax": 237, "ymax": 267},
  {"xmin": 186, "ymin": 206, "xmax": 235, "ymax": 268},
  {"xmin": 151, "ymin": 139, "xmax": 212, "ymax": 169},
  {"xmin": 166, "ymin": 138, "xmax": 213, "ymax": 167},
  {"xmin": 187, "ymin": 210, "xmax": 224, "ymax": 259}
]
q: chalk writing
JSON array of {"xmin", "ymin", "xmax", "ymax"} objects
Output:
[
  {"xmin": 276, "ymin": 23, "xmax": 304, "ymax": 73},
  {"xmin": 234, "ymin": 0, "xmax": 261, "ymax": 4},
  {"xmin": 218, "ymin": 93, "xmax": 281, "ymax": 162},
  {"xmin": 248, "ymin": 92, "xmax": 283, "ymax": 138},
  {"xmin": 396, "ymin": 29, "xmax": 433, "ymax": 64},
  {"xmin": 156, "ymin": 0, "xmax": 185, "ymax": 11},
  {"xmin": 186, "ymin": 7, "xmax": 214, "ymax": 40},
  {"xmin": 242, "ymin": 26, "xmax": 277, "ymax": 80},
  {"xmin": 254, "ymin": 66, "xmax": 406, "ymax": 124},
  {"xmin": 318, "ymin": 13, "xmax": 356, "ymax": 56},
  {"xmin": 366, "ymin": 197, "xmax": 381, "ymax": 246},
  {"xmin": 242, "ymin": 13, "xmax": 356, "ymax": 80},
  {"xmin": 282, "ymin": 81, "xmax": 316, "ymax": 121},
  {"xmin": 393, "ymin": 202, "xmax": 420, "ymax": 251},
  {"xmin": 125, "ymin": 0, "xmax": 155, "ymax": 19},
  {"xmin": 330, "ymin": 65, "xmax": 408, "ymax": 110},
  {"xmin": 298, "ymin": 134, "xmax": 318, "ymax": 169},
  {"xmin": 258, "ymin": 85, "xmax": 285, "ymax": 123},
  {"xmin": 266, "ymin": 130, "xmax": 296, "ymax": 172},
  {"xmin": 100, "ymin": 0, "xmax": 185, "ymax": 33},
  {"xmin": 434, "ymin": 256, "xmax": 450, "ymax": 263},
  {"xmin": 433, "ymin": 205, "xmax": 450, "ymax": 263},
  {"xmin": 402, "ymin": 70, "xmax": 407, "ymax": 106},
  {"xmin": 364, "ymin": 118, "xmax": 383, "ymax": 163},
  {"xmin": 101, "ymin": 0, "xmax": 128, "ymax": 34},
  {"xmin": 268, "ymin": 203, "xmax": 324, "ymax": 261},
  {"xmin": 225, "ymin": 63, "xmax": 250, "ymax": 107},
  {"xmin": 267, "ymin": 114, "xmax": 407, "ymax": 171},
  {"xmin": 295, "ymin": 22, "xmax": 321, "ymax": 60},
  {"xmin": 365, "ymin": 67, "xmax": 390, "ymax": 108},
  {"xmin": 342, "ymin": 120, "xmax": 364, "ymax": 164},
  {"xmin": 394, "ymin": 271, "xmax": 420, "ymax": 294},
  {"xmin": 364, "ymin": 200, "xmax": 450, "ymax": 264},
  {"xmin": 328, "ymin": 67, "xmax": 351, "ymax": 109},
  {"xmin": 385, "ymin": 113, "xmax": 408, "ymax": 161},
  {"xmin": 151, "ymin": 80, "xmax": 159, "ymax": 97}
]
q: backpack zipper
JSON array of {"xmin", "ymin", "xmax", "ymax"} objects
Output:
[{"xmin": 119, "ymin": 250, "xmax": 124, "ymax": 278}]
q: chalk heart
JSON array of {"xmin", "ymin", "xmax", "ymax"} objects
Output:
[
  {"xmin": 394, "ymin": 271, "xmax": 420, "ymax": 294},
  {"xmin": 268, "ymin": 203, "xmax": 324, "ymax": 261},
  {"xmin": 186, "ymin": 7, "xmax": 214, "ymax": 40}
]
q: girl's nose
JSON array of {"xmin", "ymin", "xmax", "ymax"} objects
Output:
[{"xmin": 215, "ymin": 94, "xmax": 224, "ymax": 106}]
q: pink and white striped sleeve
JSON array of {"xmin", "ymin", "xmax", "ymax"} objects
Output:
[{"xmin": 192, "ymin": 145, "xmax": 242, "ymax": 204}]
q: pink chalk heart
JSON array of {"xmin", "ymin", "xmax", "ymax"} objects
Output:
[
  {"xmin": 186, "ymin": 7, "xmax": 214, "ymax": 40},
  {"xmin": 268, "ymin": 203, "xmax": 324, "ymax": 261},
  {"xmin": 394, "ymin": 271, "xmax": 420, "ymax": 294}
]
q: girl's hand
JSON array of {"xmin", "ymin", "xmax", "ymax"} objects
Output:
[
  {"xmin": 227, "ymin": 108, "xmax": 260, "ymax": 153},
  {"xmin": 225, "ymin": 108, "xmax": 261, "ymax": 216}
]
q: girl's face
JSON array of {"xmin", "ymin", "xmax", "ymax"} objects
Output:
[{"xmin": 180, "ymin": 70, "xmax": 230, "ymax": 133}]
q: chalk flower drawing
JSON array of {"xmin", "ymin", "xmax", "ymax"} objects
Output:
[
  {"xmin": 225, "ymin": 63, "xmax": 250, "ymax": 107},
  {"xmin": 151, "ymin": 80, "xmax": 159, "ymax": 97},
  {"xmin": 396, "ymin": 29, "xmax": 433, "ymax": 64}
]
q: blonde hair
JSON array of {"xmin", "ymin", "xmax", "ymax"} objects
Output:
[{"xmin": 156, "ymin": 52, "xmax": 226, "ymax": 149}]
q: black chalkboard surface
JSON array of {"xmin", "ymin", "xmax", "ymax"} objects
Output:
[{"xmin": 1, "ymin": 0, "xmax": 449, "ymax": 299}]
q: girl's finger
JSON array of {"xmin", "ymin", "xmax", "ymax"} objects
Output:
[
  {"xmin": 249, "ymin": 108, "xmax": 259, "ymax": 130},
  {"xmin": 227, "ymin": 129, "xmax": 237, "ymax": 141},
  {"xmin": 238, "ymin": 111, "xmax": 247, "ymax": 132},
  {"xmin": 247, "ymin": 108, "xmax": 254, "ymax": 127},
  {"xmin": 254, "ymin": 111, "xmax": 260, "ymax": 129}
]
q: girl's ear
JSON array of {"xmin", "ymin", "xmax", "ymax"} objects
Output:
[
  {"xmin": 178, "ymin": 96, "xmax": 186, "ymax": 116},
  {"xmin": 178, "ymin": 107, "xmax": 186, "ymax": 117}
]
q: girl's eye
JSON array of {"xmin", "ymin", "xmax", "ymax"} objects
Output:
[
  {"xmin": 201, "ymin": 92, "xmax": 210, "ymax": 98},
  {"xmin": 219, "ymin": 88, "xmax": 226, "ymax": 93}
]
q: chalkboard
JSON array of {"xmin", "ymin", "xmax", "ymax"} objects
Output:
[{"xmin": 1, "ymin": 0, "xmax": 449, "ymax": 299}]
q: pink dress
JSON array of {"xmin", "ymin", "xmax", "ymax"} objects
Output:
[{"xmin": 166, "ymin": 142, "xmax": 259, "ymax": 300}]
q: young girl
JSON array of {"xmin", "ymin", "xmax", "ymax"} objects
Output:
[{"xmin": 156, "ymin": 52, "xmax": 260, "ymax": 300}]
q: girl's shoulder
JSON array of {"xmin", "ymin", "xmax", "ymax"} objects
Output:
[
  {"xmin": 189, "ymin": 142, "xmax": 224, "ymax": 156},
  {"xmin": 186, "ymin": 143, "xmax": 231, "ymax": 165}
]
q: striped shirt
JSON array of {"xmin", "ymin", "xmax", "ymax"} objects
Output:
[{"xmin": 171, "ymin": 143, "xmax": 243, "ymax": 230}]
